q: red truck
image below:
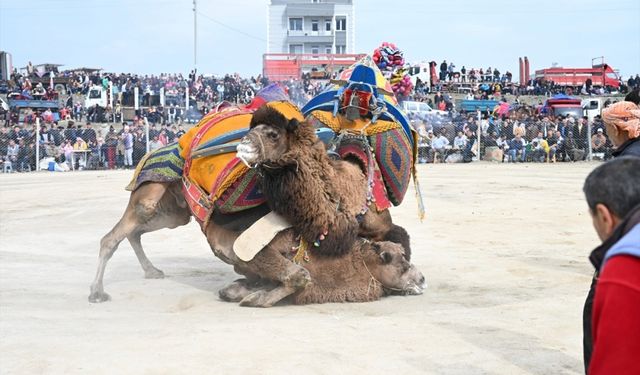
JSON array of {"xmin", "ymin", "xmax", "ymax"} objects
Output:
[
  {"xmin": 534, "ymin": 58, "xmax": 621, "ymax": 90},
  {"xmin": 263, "ymin": 53, "xmax": 365, "ymax": 81}
]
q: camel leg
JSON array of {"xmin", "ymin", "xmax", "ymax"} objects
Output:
[
  {"xmin": 236, "ymin": 244, "xmax": 311, "ymax": 308},
  {"xmin": 219, "ymin": 278, "xmax": 275, "ymax": 302},
  {"xmin": 88, "ymin": 217, "xmax": 135, "ymax": 303},
  {"xmin": 359, "ymin": 208, "xmax": 412, "ymax": 260},
  {"xmin": 88, "ymin": 182, "xmax": 179, "ymax": 303},
  {"xmin": 128, "ymin": 232, "xmax": 165, "ymax": 279}
]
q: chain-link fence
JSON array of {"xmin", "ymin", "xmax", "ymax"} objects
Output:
[
  {"xmin": 414, "ymin": 111, "xmax": 609, "ymax": 164},
  {"xmin": 0, "ymin": 116, "xmax": 191, "ymax": 173}
]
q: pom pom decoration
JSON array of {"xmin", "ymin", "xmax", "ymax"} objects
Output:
[{"xmin": 372, "ymin": 42, "xmax": 413, "ymax": 99}]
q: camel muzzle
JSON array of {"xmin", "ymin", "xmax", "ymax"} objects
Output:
[{"xmin": 236, "ymin": 142, "xmax": 259, "ymax": 168}]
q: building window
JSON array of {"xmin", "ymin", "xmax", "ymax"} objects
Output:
[
  {"xmin": 289, "ymin": 18, "xmax": 303, "ymax": 31},
  {"xmin": 311, "ymin": 46, "xmax": 319, "ymax": 55},
  {"xmin": 325, "ymin": 20, "xmax": 331, "ymax": 31},
  {"xmin": 311, "ymin": 20, "xmax": 319, "ymax": 32},
  {"xmin": 325, "ymin": 46, "xmax": 332, "ymax": 54},
  {"xmin": 336, "ymin": 18, "xmax": 346, "ymax": 31},
  {"xmin": 336, "ymin": 45, "xmax": 346, "ymax": 54},
  {"xmin": 289, "ymin": 44, "xmax": 303, "ymax": 54}
]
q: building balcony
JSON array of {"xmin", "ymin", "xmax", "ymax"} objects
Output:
[
  {"xmin": 287, "ymin": 34, "xmax": 334, "ymax": 44},
  {"xmin": 287, "ymin": 30, "xmax": 334, "ymax": 37},
  {"xmin": 286, "ymin": 3, "xmax": 335, "ymax": 17}
]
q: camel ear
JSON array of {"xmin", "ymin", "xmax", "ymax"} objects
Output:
[
  {"xmin": 286, "ymin": 118, "xmax": 299, "ymax": 133},
  {"xmin": 380, "ymin": 251, "xmax": 393, "ymax": 264}
]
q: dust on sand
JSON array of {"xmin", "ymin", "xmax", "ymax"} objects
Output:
[{"xmin": 0, "ymin": 163, "xmax": 598, "ymax": 374}]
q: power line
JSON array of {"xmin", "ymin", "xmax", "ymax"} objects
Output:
[
  {"xmin": 196, "ymin": 11, "xmax": 266, "ymax": 43},
  {"xmin": 0, "ymin": 0, "xmax": 180, "ymax": 11}
]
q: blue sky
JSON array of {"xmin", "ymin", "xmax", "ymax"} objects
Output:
[{"xmin": 1, "ymin": 0, "xmax": 639, "ymax": 79}]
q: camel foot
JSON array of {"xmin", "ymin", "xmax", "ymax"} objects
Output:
[
  {"xmin": 219, "ymin": 279, "xmax": 254, "ymax": 302},
  {"xmin": 239, "ymin": 290, "xmax": 275, "ymax": 308},
  {"xmin": 88, "ymin": 291, "xmax": 111, "ymax": 303},
  {"xmin": 144, "ymin": 268, "xmax": 165, "ymax": 279}
]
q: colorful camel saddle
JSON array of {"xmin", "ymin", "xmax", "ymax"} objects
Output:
[
  {"xmin": 126, "ymin": 142, "xmax": 184, "ymax": 191},
  {"xmin": 178, "ymin": 100, "xmax": 304, "ymax": 227},
  {"xmin": 302, "ymin": 57, "xmax": 424, "ymax": 219}
]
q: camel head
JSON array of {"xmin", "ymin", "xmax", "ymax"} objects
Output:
[
  {"xmin": 364, "ymin": 241, "xmax": 426, "ymax": 295},
  {"xmin": 237, "ymin": 104, "xmax": 315, "ymax": 168}
]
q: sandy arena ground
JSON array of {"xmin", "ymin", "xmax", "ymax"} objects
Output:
[{"xmin": 0, "ymin": 163, "xmax": 599, "ymax": 374}]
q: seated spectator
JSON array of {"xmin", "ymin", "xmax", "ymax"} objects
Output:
[
  {"xmin": 16, "ymin": 139, "xmax": 33, "ymax": 171},
  {"xmin": 453, "ymin": 131, "xmax": 467, "ymax": 150},
  {"xmin": 32, "ymin": 83, "xmax": 46, "ymax": 99},
  {"xmin": 176, "ymin": 124, "xmax": 186, "ymax": 138},
  {"xmin": 591, "ymin": 128, "xmax": 609, "ymax": 159},
  {"xmin": 461, "ymin": 128, "xmax": 477, "ymax": 162},
  {"xmin": 565, "ymin": 131, "xmax": 585, "ymax": 161},
  {"xmin": 431, "ymin": 130, "xmax": 450, "ymax": 163},
  {"xmin": 61, "ymin": 140, "xmax": 73, "ymax": 167},
  {"xmin": 417, "ymin": 127, "xmax": 433, "ymax": 164},
  {"xmin": 508, "ymin": 134, "xmax": 526, "ymax": 162},
  {"xmin": 483, "ymin": 132, "xmax": 503, "ymax": 162},
  {"xmin": 513, "ymin": 121, "xmax": 526, "ymax": 138},
  {"xmin": 530, "ymin": 132, "xmax": 547, "ymax": 162},
  {"xmin": 496, "ymin": 134, "xmax": 509, "ymax": 152},
  {"xmin": 5, "ymin": 139, "xmax": 19, "ymax": 169},
  {"xmin": 42, "ymin": 108, "xmax": 54, "ymax": 123},
  {"xmin": 73, "ymin": 137, "xmax": 88, "ymax": 151},
  {"xmin": 0, "ymin": 127, "xmax": 11, "ymax": 157},
  {"xmin": 546, "ymin": 129, "xmax": 561, "ymax": 162},
  {"xmin": 485, "ymin": 132, "xmax": 498, "ymax": 147},
  {"xmin": 158, "ymin": 129, "xmax": 168, "ymax": 146},
  {"xmin": 148, "ymin": 135, "xmax": 164, "ymax": 151}
]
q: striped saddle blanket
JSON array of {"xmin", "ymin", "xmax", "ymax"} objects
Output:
[{"xmin": 126, "ymin": 142, "xmax": 184, "ymax": 191}]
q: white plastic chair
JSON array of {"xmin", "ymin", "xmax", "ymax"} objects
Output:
[{"xmin": 3, "ymin": 160, "xmax": 13, "ymax": 173}]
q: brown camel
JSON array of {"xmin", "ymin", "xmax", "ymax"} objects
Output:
[
  {"xmin": 238, "ymin": 104, "xmax": 412, "ymax": 258},
  {"xmin": 89, "ymin": 105, "xmax": 414, "ymax": 305},
  {"xmin": 220, "ymin": 239, "xmax": 424, "ymax": 305},
  {"xmin": 88, "ymin": 185, "xmax": 424, "ymax": 306}
]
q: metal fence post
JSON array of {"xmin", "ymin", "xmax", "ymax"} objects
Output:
[
  {"xmin": 477, "ymin": 110, "xmax": 481, "ymax": 161},
  {"xmin": 35, "ymin": 117, "xmax": 40, "ymax": 171},
  {"xmin": 144, "ymin": 117, "xmax": 150, "ymax": 154},
  {"xmin": 587, "ymin": 119, "xmax": 592, "ymax": 161}
]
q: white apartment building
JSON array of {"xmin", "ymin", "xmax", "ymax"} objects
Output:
[{"xmin": 267, "ymin": 0, "xmax": 355, "ymax": 55}]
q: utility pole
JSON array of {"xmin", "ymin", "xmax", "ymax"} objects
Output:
[{"xmin": 193, "ymin": 0, "xmax": 197, "ymax": 69}]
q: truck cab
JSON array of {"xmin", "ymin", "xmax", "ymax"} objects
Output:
[
  {"xmin": 406, "ymin": 63, "xmax": 432, "ymax": 90},
  {"xmin": 85, "ymin": 85, "xmax": 108, "ymax": 109},
  {"xmin": 583, "ymin": 98, "xmax": 604, "ymax": 123},
  {"xmin": 542, "ymin": 96, "xmax": 583, "ymax": 118}
]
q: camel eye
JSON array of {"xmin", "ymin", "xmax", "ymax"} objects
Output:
[
  {"xmin": 267, "ymin": 131, "xmax": 279, "ymax": 140},
  {"xmin": 401, "ymin": 262, "xmax": 410, "ymax": 272}
]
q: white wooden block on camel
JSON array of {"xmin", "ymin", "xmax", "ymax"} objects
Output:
[{"xmin": 233, "ymin": 211, "xmax": 292, "ymax": 262}]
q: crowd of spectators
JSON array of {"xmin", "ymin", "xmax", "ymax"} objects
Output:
[
  {"xmin": 2, "ymin": 59, "xmax": 639, "ymax": 173},
  {"xmin": 413, "ymin": 91, "xmax": 638, "ymax": 164},
  {"xmin": 413, "ymin": 60, "xmax": 640, "ymax": 99},
  {"xmin": 0, "ymin": 116, "xmax": 189, "ymax": 172}
]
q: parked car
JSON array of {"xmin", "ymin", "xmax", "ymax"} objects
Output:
[{"xmin": 401, "ymin": 100, "xmax": 448, "ymax": 121}]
